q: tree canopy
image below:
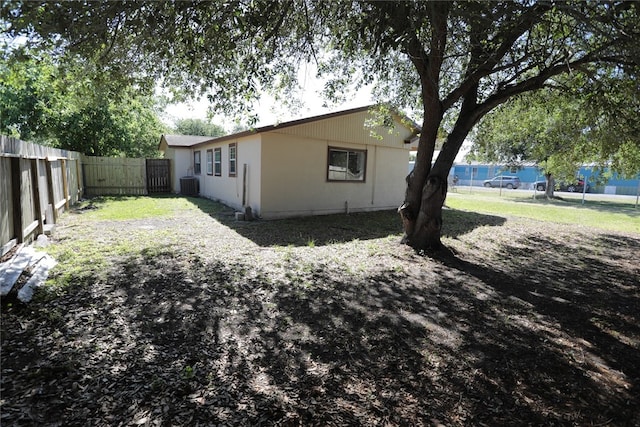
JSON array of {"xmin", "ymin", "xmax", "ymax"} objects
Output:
[
  {"xmin": 471, "ymin": 71, "xmax": 640, "ymax": 194},
  {"xmin": 1, "ymin": 42, "xmax": 168, "ymax": 157},
  {"xmin": 173, "ymin": 118, "xmax": 226, "ymax": 137},
  {"xmin": 3, "ymin": 0, "xmax": 639, "ymax": 248}
]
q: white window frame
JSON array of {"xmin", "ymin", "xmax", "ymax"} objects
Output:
[
  {"xmin": 193, "ymin": 151, "xmax": 201, "ymax": 175},
  {"xmin": 229, "ymin": 143, "xmax": 237, "ymax": 177},
  {"xmin": 214, "ymin": 147, "xmax": 222, "ymax": 176},
  {"xmin": 206, "ymin": 149, "xmax": 213, "ymax": 175},
  {"xmin": 327, "ymin": 147, "xmax": 367, "ymax": 182}
]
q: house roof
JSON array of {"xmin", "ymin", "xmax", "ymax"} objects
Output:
[
  {"xmin": 159, "ymin": 105, "xmax": 420, "ymax": 150},
  {"xmin": 161, "ymin": 134, "xmax": 218, "ymax": 148}
]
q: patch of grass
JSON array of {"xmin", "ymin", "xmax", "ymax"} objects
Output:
[
  {"xmin": 182, "ymin": 365, "xmax": 196, "ymax": 380},
  {"xmin": 43, "ymin": 228, "xmax": 180, "ymax": 294},
  {"xmin": 44, "ymin": 239, "xmax": 110, "ymax": 290},
  {"xmin": 446, "ymin": 192, "xmax": 640, "ymax": 234},
  {"xmin": 183, "ymin": 195, "xmax": 234, "ymax": 216},
  {"xmin": 75, "ymin": 195, "xmax": 228, "ymax": 221},
  {"xmin": 77, "ymin": 196, "xmax": 173, "ymax": 220}
]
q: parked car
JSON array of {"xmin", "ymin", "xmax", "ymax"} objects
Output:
[
  {"xmin": 534, "ymin": 180, "xmax": 547, "ymax": 191},
  {"xmin": 534, "ymin": 179, "xmax": 589, "ymax": 192},
  {"xmin": 483, "ymin": 176, "xmax": 521, "ymax": 189},
  {"xmin": 559, "ymin": 179, "xmax": 589, "ymax": 193}
]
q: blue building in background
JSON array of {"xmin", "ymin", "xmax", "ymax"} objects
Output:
[{"xmin": 450, "ymin": 163, "xmax": 640, "ymax": 195}]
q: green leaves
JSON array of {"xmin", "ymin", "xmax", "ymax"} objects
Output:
[
  {"xmin": 473, "ymin": 77, "xmax": 640, "ymax": 180},
  {"xmin": 1, "ymin": 47, "xmax": 168, "ymax": 156},
  {"xmin": 0, "ymin": 50, "xmax": 58, "ymax": 141},
  {"xmin": 174, "ymin": 119, "xmax": 226, "ymax": 137}
]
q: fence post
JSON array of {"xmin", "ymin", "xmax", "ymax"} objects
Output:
[
  {"xmin": 61, "ymin": 158, "xmax": 70, "ymax": 209},
  {"xmin": 30, "ymin": 159, "xmax": 44, "ymax": 237},
  {"xmin": 10, "ymin": 158, "xmax": 23, "ymax": 243},
  {"xmin": 45, "ymin": 159, "xmax": 58, "ymax": 223}
]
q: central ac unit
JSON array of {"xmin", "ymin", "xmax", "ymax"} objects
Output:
[{"xmin": 180, "ymin": 176, "xmax": 199, "ymax": 195}]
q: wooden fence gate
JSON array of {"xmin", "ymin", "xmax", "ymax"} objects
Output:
[
  {"xmin": 146, "ymin": 159, "xmax": 170, "ymax": 193},
  {"xmin": 82, "ymin": 156, "xmax": 171, "ymax": 196}
]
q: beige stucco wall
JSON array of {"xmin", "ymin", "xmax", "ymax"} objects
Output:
[
  {"xmin": 196, "ymin": 135, "xmax": 262, "ymax": 214},
  {"xmin": 258, "ymin": 128, "xmax": 411, "ymax": 219},
  {"xmin": 165, "ymin": 147, "xmax": 195, "ymax": 193}
]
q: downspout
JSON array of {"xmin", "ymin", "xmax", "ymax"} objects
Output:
[
  {"xmin": 370, "ymin": 145, "xmax": 377, "ymax": 205},
  {"xmin": 242, "ymin": 163, "xmax": 248, "ymax": 207},
  {"xmin": 242, "ymin": 163, "xmax": 254, "ymax": 220}
]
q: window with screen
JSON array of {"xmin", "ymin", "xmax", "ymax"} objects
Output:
[
  {"xmin": 206, "ymin": 149, "xmax": 213, "ymax": 175},
  {"xmin": 214, "ymin": 147, "xmax": 222, "ymax": 176},
  {"xmin": 327, "ymin": 147, "xmax": 366, "ymax": 182},
  {"xmin": 194, "ymin": 151, "xmax": 201, "ymax": 175}
]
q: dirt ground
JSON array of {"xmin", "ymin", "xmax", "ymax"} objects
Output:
[{"xmin": 1, "ymin": 196, "xmax": 639, "ymax": 426}]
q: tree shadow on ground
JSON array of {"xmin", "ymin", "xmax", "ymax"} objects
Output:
[
  {"xmin": 430, "ymin": 232, "xmax": 640, "ymax": 423},
  {"xmin": 2, "ymin": 227, "xmax": 638, "ymax": 425},
  {"xmin": 218, "ymin": 209, "xmax": 405, "ymax": 247},
  {"xmin": 190, "ymin": 196, "xmax": 507, "ymax": 247},
  {"xmin": 441, "ymin": 208, "xmax": 507, "ymax": 239},
  {"xmin": 70, "ymin": 195, "xmax": 508, "ymax": 247}
]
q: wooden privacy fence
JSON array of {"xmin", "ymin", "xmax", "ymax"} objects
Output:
[
  {"xmin": 1, "ymin": 136, "xmax": 82, "ymax": 255},
  {"xmin": 81, "ymin": 156, "xmax": 170, "ymax": 196},
  {"xmin": 1, "ymin": 136, "xmax": 172, "ymax": 253}
]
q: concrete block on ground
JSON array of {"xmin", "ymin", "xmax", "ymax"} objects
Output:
[{"xmin": 18, "ymin": 254, "xmax": 57, "ymax": 303}]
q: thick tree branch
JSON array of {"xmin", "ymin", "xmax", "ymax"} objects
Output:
[
  {"xmin": 479, "ymin": 51, "xmax": 634, "ymax": 120},
  {"xmin": 434, "ymin": 49, "xmax": 620, "ymax": 175},
  {"xmin": 442, "ymin": 3, "xmax": 552, "ymax": 111}
]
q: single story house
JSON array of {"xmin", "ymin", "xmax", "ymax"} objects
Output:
[{"xmin": 159, "ymin": 106, "xmax": 419, "ymax": 219}]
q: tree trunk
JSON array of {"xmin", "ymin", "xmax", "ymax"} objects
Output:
[
  {"xmin": 544, "ymin": 173, "xmax": 555, "ymax": 198},
  {"xmin": 401, "ymin": 173, "xmax": 448, "ymax": 250},
  {"xmin": 399, "ymin": 125, "xmax": 468, "ymax": 251}
]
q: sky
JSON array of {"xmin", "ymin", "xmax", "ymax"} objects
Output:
[
  {"xmin": 163, "ymin": 90, "xmax": 374, "ymax": 129},
  {"xmin": 163, "ymin": 63, "xmax": 376, "ymax": 130}
]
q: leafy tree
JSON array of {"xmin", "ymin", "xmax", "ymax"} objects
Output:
[
  {"xmin": 0, "ymin": 49, "xmax": 60, "ymax": 142},
  {"xmin": 579, "ymin": 71, "xmax": 640, "ymax": 178},
  {"xmin": 471, "ymin": 90, "xmax": 595, "ymax": 198},
  {"xmin": 1, "ymin": 45, "xmax": 168, "ymax": 157},
  {"xmin": 472, "ymin": 71, "xmax": 640, "ymax": 197},
  {"xmin": 4, "ymin": 1, "xmax": 639, "ymax": 249},
  {"xmin": 174, "ymin": 118, "xmax": 226, "ymax": 137},
  {"xmin": 54, "ymin": 90, "xmax": 169, "ymax": 157}
]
